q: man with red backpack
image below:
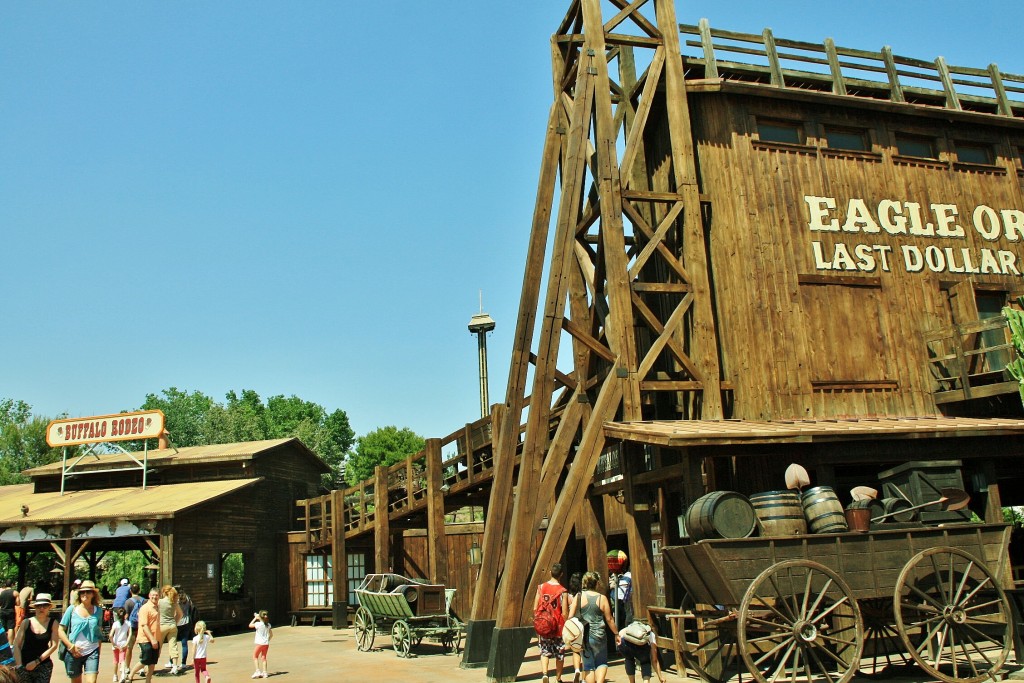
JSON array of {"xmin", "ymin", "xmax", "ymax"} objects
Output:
[{"xmin": 533, "ymin": 563, "xmax": 569, "ymax": 683}]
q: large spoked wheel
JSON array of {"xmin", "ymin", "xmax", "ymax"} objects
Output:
[
  {"xmin": 857, "ymin": 597, "xmax": 912, "ymax": 678},
  {"xmin": 681, "ymin": 608, "xmax": 746, "ymax": 683},
  {"xmin": 354, "ymin": 607, "xmax": 375, "ymax": 651},
  {"xmin": 392, "ymin": 619, "xmax": 413, "ymax": 657},
  {"xmin": 737, "ymin": 559, "xmax": 863, "ymax": 683},
  {"xmin": 894, "ymin": 547, "xmax": 1012, "ymax": 683}
]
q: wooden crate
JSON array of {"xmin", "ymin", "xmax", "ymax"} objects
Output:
[{"xmin": 878, "ymin": 460, "xmax": 971, "ymax": 523}]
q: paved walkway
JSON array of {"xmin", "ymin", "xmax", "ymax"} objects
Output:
[{"xmin": 122, "ymin": 624, "xmax": 1021, "ymax": 682}]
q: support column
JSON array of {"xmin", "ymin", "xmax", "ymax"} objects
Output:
[
  {"xmin": 621, "ymin": 443, "xmax": 656, "ymax": 623},
  {"xmin": 331, "ymin": 488, "xmax": 347, "ymax": 629},
  {"xmin": 374, "ymin": 466, "xmax": 390, "ymax": 573},
  {"xmin": 425, "ymin": 438, "xmax": 448, "ymax": 584}
]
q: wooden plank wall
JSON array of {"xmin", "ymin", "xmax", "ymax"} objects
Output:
[
  {"xmin": 398, "ymin": 524, "xmax": 482, "ymax": 620},
  {"xmin": 665, "ymin": 91, "xmax": 1024, "ymax": 420}
]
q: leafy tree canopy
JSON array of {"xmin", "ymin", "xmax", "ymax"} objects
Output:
[
  {"xmin": 139, "ymin": 387, "xmax": 355, "ymax": 489},
  {"xmin": 0, "ymin": 398, "xmax": 65, "ymax": 486},
  {"xmin": 345, "ymin": 426, "xmax": 425, "ymax": 486}
]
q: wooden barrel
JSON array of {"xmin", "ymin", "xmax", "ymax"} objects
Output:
[
  {"xmin": 684, "ymin": 491, "xmax": 756, "ymax": 541},
  {"xmin": 749, "ymin": 491, "xmax": 806, "ymax": 536},
  {"xmin": 879, "ymin": 497, "xmax": 915, "ymax": 523},
  {"xmin": 800, "ymin": 486, "xmax": 848, "ymax": 533}
]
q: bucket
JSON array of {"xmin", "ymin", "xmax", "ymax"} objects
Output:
[
  {"xmin": 801, "ymin": 486, "xmax": 849, "ymax": 533},
  {"xmin": 879, "ymin": 497, "xmax": 916, "ymax": 523},
  {"xmin": 684, "ymin": 491, "xmax": 757, "ymax": 541},
  {"xmin": 750, "ymin": 491, "xmax": 807, "ymax": 536},
  {"xmin": 847, "ymin": 498, "xmax": 884, "ymax": 520},
  {"xmin": 844, "ymin": 507, "xmax": 871, "ymax": 532}
]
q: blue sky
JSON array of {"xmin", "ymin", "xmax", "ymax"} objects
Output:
[{"xmin": 3, "ymin": 1, "xmax": 1023, "ymax": 441}]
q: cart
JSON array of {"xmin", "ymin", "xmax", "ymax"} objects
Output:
[
  {"xmin": 352, "ymin": 573, "xmax": 464, "ymax": 657},
  {"xmin": 662, "ymin": 524, "xmax": 1014, "ymax": 683}
]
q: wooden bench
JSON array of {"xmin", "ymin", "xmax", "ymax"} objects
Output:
[{"xmin": 288, "ymin": 609, "xmax": 333, "ymax": 627}]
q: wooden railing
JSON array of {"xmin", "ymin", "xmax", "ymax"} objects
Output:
[
  {"xmin": 925, "ymin": 316, "xmax": 1019, "ymax": 403},
  {"xmin": 679, "ymin": 19, "xmax": 1024, "ymax": 117}
]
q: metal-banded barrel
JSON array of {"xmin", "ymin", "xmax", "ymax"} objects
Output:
[
  {"xmin": 801, "ymin": 486, "xmax": 849, "ymax": 533},
  {"xmin": 879, "ymin": 497, "xmax": 915, "ymax": 523},
  {"xmin": 750, "ymin": 491, "xmax": 806, "ymax": 536},
  {"xmin": 684, "ymin": 491, "xmax": 756, "ymax": 541}
]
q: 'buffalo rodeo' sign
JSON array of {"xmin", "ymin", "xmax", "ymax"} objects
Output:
[{"xmin": 804, "ymin": 195, "xmax": 1024, "ymax": 276}]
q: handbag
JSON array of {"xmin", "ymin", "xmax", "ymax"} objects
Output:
[
  {"xmin": 621, "ymin": 620, "xmax": 652, "ymax": 646},
  {"xmin": 57, "ymin": 642, "xmax": 67, "ymax": 661}
]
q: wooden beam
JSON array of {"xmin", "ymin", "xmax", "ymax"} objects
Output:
[
  {"xmin": 469, "ymin": 405, "xmax": 509, "ymax": 622},
  {"xmin": 331, "ymin": 488, "xmax": 347, "ymax": 610},
  {"xmin": 374, "ymin": 466, "xmax": 390, "ymax": 573},
  {"xmin": 425, "ymin": 438, "xmax": 448, "ymax": 585}
]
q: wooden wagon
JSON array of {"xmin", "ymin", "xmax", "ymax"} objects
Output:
[
  {"xmin": 662, "ymin": 524, "xmax": 1014, "ymax": 683},
  {"xmin": 352, "ymin": 573, "xmax": 463, "ymax": 657}
]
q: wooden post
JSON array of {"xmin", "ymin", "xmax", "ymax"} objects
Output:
[
  {"xmin": 330, "ymin": 488, "xmax": 347, "ymax": 627},
  {"xmin": 425, "ymin": 438, "xmax": 448, "ymax": 584},
  {"xmin": 698, "ymin": 19, "xmax": 718, "ymax": 79},
  {"xmin": 620, "ymin": 443, "xmax": 656, "ymax": 622},
  {"xmin": 935, "ymin": 56, "xmax": 962, "ymax": 111},
  {"xmin": 989, "ymin": 64, "xmax": 1013, "ymax": 116},
  {"xmin": 881, "ymin": 46, "xmax": 905, "ymax": 103},
  {"xmin": 824, "ymin": 38, "xmax": 847, "ymax": 96},
  {"xmin": 374, "ymin": 466, "xmax": 389, "ymax": 573},
  {"xmin": 762, "ymin": 28, "xmax": 784, "ymax": 87},
  {"xmin": 579, "ymin": 496, "xmax": 608, "ymax": 575}
]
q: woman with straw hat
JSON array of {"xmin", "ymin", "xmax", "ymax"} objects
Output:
[
  {"xmin": 12, "ymin": 593, "xmax": 58, "ymax": 683},
  {"xmin": 58, "ymin": 580, "xmax": 103, "ymax": 683}
]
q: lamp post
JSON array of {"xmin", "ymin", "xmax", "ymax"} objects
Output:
[{"xmin": 468, "ymin": 308, "xmax": 496, "ymax": 419}]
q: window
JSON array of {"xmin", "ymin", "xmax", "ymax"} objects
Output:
[
  {"xmin": 955, "ymin": 142, "xmax": 993, "ymax": 165},
  {"xmin": 304, "ymin": 555, "xmax": 333, "ymax": 607},
  {"xmin": 757, "ymin": 120, "xmax": 802, "ymax": 144},
  {"xmin": 220, "ymin": 552, "xmax": 245, "ymax": 598},
  {"xmin": 824, "ymin": 127, "xmax": 869, "ymax": 152},
  {"xmin": 895, "ymin": 134, "xmax": 937, "ymax": 159},
  {"xmin": 976, "ymin": 292, "xmax": 1011, "ymax": 372},
  {"xmin": 347, "ymin": 553, "xmax": 367, "ymax": 607}
]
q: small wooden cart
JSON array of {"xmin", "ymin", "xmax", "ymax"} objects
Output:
[
  {"xmin": 662, "ymin": 524, "xmax": 1014, "ymax": 683},
  {"xmin": 352, "ymin": 573, "xmax": 464, "ymax": 657}
]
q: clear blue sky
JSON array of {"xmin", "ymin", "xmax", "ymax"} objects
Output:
[{"xmin": 3, "ymin": 2, "xmax": 1023, "ymax": 441}]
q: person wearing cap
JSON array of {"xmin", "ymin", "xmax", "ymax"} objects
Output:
[
  {"xmin": 12, "ymin": 593, "xmax": 58, "ymax": 683},
  {"xmin": 111, "ymin": 582, "xmax": 130, "ymax": 612},
  {"xmin": 58, "ymin": 580, "xmax": 103, "ymax": 683}
]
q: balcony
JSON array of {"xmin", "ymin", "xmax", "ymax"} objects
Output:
[{"xmin": 925, "ymin": 316, "xmax": 1020, "ymax": 404}]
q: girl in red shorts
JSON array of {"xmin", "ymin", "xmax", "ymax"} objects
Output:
[
  {"xmin": 190, "ymin": 621, "xmax": 213, "ymax": 683},
  {"xmin": 248, "ymin": 611, "xmax": 272, "ymax": 678}
]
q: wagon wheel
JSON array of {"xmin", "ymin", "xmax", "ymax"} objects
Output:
[
  {"xmin": 893, "ymin": 547, "xmax": 1012, "ymax": 683},
  {"xmin": 857, "ymin": 597, "xmax": 912, "ymax": 678},
  {"xmin": 681, "ymin": 608, "xmax": 746, "ymax": 683},
  {"xmin": 391, "ymin": 619, "xmax": 413, "ymax": 657},
  {"xmin": 441, "ymin": 628, "xmax": 463, "ymax": 655},
  {"xmin": 737, "ymin": 559, "xmax": 862, "ymax": 683},
  {"xmin": 354, "ymin": 607, "xmax": 375, "ymax": 652}
]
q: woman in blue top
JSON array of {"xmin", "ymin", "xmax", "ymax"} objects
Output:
[
  {"xmin": 567, "ymin": 572, "xmax": 619, "ymax": 683},
  {"xmin": 58, "ymin": 580, "xmax": 102, "ymax": 683}
]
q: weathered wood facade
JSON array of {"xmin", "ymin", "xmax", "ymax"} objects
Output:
[{"xmin": 0, "ymin": 438, "xmax": 327, "ymax": 625}]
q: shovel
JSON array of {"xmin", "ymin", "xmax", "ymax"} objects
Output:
[
  {"xmin": 870, "ymin": 488, "xmax": 970, "ymax": 523},
  {"xmin": 785, "ymin": 464, "xmax": 810, "ymax": 491},
  {"xmin": 850, "ymin": 486, "xmax": 878, "ymax": 502}
]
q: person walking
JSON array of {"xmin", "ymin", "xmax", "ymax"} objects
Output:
[
  {"xmin": 11, "ymin": 593, "xmax": 58, "ymax": 683},
  {"xmin": 0, "ymin": 583, "xmax": 16, "ymax": 636},
  {"xmin": 189, "ymin": 622, "xmax": 213, "ymax": 683},
  {"xmin": 57, "ymin": 580, "xmax": 103, "ymax": 683},
  {"xmin": 110, "ymin": 583, "xmax": 130, "ymax": 613},
  {"xmin": 247, "ymin": 612, "xmax": 271, "ymax": 679},
  {"xmin": 533, "ymin": 564, "xmax": 568, "ymax": 683},
  {"xmin": 617, "ymin": 625, "xmax": 665, "ymax": 683},
  {"xmin": 157, "ymin": 587, "xmax": 182, "ymax": 676},
  {"xmin": 128, "ymin": 589, "xmax": 160, "ymax": 683},
  {"xmin": 169, "ymin": 589, "xmax": 194, "ymax": 674},
  {"xmin": 567, "ymin": 572, "xmax": 619, "ymax": 683},
  {"xmin": 119, "ymin": 586, "xmax": 141, "ymax": 676},
  {"xmin": 14, "ymin": 588, "xmax": 33, "ymax": 635},
  {"xmin": 107, "ymin": 609, "xmax": 129, "ymax": 683},
  {"xmin": 566, "ymin": 573, "xmax": 583, "ymax": 683}
]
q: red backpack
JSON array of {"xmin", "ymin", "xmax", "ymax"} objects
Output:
[{"xmin": 533, "ymin": 584, "xmax": 565, "ymax": 639}]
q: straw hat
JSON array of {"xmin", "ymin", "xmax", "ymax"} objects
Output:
[{"xmin": 31, "ymin": 593, "xmax": 52, "ymax": 607}]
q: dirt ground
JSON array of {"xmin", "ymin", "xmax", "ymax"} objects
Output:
[{"xmin": 113, "ymin": 624, "xmax": 1021, "ymax": 682}]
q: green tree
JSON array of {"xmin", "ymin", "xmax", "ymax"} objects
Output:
[
  {"xmin": 0, "ymin": 400, "xmax": 64, "ymax": 486},
  {"xmin": 345, "ymin": 426, "xmax": 425, "ymax": 486},
  {"xmin": 140, "ymin": 388, "xmax": 219, "ymax": 447}
]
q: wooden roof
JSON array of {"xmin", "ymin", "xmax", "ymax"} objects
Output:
[
  {"xmin": 0, "ymin": 478, "xmax": 261, "ymax": 525},
  {"xmin": 603, "ymin": 416, "xmax": 1024, "ymax": 447},
  {"xmin": 24, "ymin": 437, "xmax": 330, "ymax": 477}
]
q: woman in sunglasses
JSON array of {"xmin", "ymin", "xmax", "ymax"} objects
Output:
[{"xmin": 58, "ymin": 580, "xmax": 102, "ymax": 683}]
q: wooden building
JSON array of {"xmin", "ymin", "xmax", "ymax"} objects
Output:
[
  {"xmin": 464, "ymin": 2, "xmax": 1024, "ymax": 681},
  {"xmin": 0, "ymin": 437, "xmax": 327, "ymax": 625}
]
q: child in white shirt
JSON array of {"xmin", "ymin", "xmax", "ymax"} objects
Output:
[{"xmin": 191, "ymin": 620, "xmax": 214, "ymax": 683}]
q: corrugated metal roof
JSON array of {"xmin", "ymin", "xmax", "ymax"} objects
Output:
[
  {"xmin": 603, "ymin": 416, "xmax": 1024, "ymax": 447},
  {"xmin": 25, "ymin": 437, "xmax": 329, "ymax": 476},
  {"xmin": 0, "ymin": 478, "xmax": 261, "ymax": 525}
]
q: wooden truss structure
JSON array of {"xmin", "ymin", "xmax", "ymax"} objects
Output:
[{"xmin": 473, "ymin": 0, "xmax": 723, "ymax": 678}]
